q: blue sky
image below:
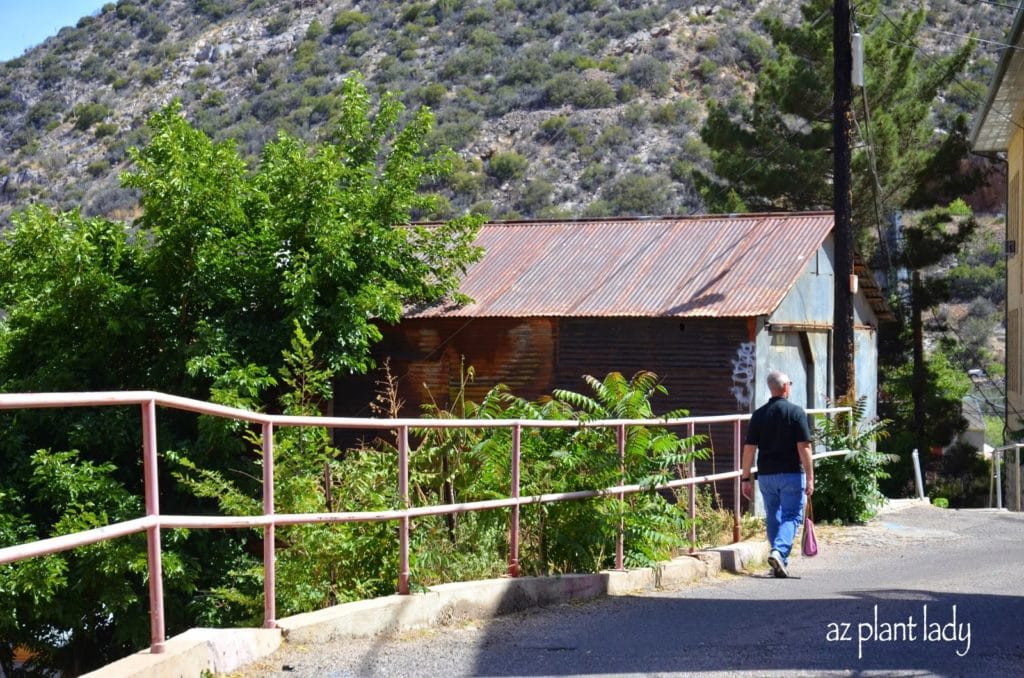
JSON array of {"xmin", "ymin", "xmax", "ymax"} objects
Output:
[{"xmin": 0, "ymin": 1, "xmax": 105, "ymax": 61}]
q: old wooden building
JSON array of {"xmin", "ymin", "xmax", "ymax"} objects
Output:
[{"xmin": 336, "ymin": 212, "xmax": 891, "ymax": 497}]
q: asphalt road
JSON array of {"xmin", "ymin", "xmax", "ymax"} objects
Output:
[{"xmin": 243, "ymin": 503, "xmax": 1024, "ymax": 677}]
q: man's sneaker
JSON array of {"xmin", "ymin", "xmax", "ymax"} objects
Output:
[{"xmin": 768, "ymin": 550, "xmax": 788, "ymax": 578}]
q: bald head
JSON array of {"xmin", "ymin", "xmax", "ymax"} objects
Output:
[{"xmin": 767, "ymin": 370, "xmax": 791, "ymax": 397}]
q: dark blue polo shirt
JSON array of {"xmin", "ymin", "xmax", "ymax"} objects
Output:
[{"xmin": 744, "ymin": 396, "xmax": 812, "ymax": 475}]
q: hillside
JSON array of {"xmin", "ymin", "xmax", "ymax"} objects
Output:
[{"xmin": 0, "ymin": 0, "xmax": 1011, "ymax": 227}]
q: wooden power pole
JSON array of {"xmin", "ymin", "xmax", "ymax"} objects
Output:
[{"xmin": 833, "ymin": 0, "xmax": 856, "ymax": 402}]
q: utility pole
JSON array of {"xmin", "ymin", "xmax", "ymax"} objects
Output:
[{"xmin": 833, "ymin": 0, "xmax": 856, "ymax": 402}]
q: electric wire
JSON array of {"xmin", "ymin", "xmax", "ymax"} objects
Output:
[{"xmin": 956, "ymin": 0, "xmax": 1023, "ymax": 12}]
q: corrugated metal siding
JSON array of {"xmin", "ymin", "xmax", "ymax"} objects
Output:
[
  {"xmin": 409, "ymin": 212, "xmax": 834, "ymax": 319},
  {"xmin": 554, "ymin": 317, "xmax": 747, "ymax": 414},
  {"xmin": 342, "ymin": 316, "xmax": 756, "ymax": 510},
  {"xmin": 555, "ymin": 317, "xmax": 752, "ymax": 511},
  {"xmin": 333, "ymin": 318, "xmax": 559, "ymax": 416}
]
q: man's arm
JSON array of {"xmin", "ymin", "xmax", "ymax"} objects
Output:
[
  {"xmin": 741, "ymin": 444, "xmax": 756, "ymax": 500},
  {"xmin": 797, "ymin": 441, "xmax": 814, "ymax": 496}
]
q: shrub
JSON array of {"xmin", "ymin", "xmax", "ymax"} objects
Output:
[
  {"xmin": 73, "ymin": 103, "xmax": 112, "ymax": 131},
  {"xmin": 464, "ymin": 6, "xmax": 492, "ymax": 24},
  {"xmin": 616, "ymin": 82, "xmax": 638, "ymax": 103},
  {"xmin": 449, "ymin": 168, "xmax": 486, "ymax": 199},
  {"xmin": 203, "ymin": 90, "xmax": 227, "ymax": 108},
  {"xmin": 427, "ymin": 116, "xmax": 482, "ymax": 152},
  {"xmin": 469, "ymin": 200, "xmax": 494, "ymax": 216},
  {"xmin": 94, "ymin": 122, "xmax": 119, "ymax": 138},
  {"xmin": 266, "ymin": 13, "xmax": 290, "ymax": 36},
  {"xmin": 601, "ymin": 173, "xmax": 671, "ymax": 215},
  {"xmin": 579, "ymin": 162, "xmax": 613, "ymax": 191},
  {"xmin": 624, "ymin": 55, "xmax": 670, "ymax": 93},
  {"xmin": 346, "ymin": 29, "xmax": 374, "ymax": 56},
  {"xmin": 518, "ymin": 178, "xmax": 554, "ymax": 214},
  {"xmin": 536, "ymin": 115, "xmax": 569, "ymax": 143},
  {"xmin": 620, "ymin": 103, "xmax": 647, "ymax": 128},
  {"xmin": 697, "ymin": 58, "xmax": 719, "ymax": 82},
  {"xmin": 77, "ymin": 56, "xmax": 107, "ymax": 82},
  {"xmin": 305, "ymin": 19, "xmax": 325, "ymax": 41},
  {"xmin": 416, "ymin": 83, "xmax": 447, "ymax": 108},
  {"xmin": 669, "ymin": 159, "xmax": 695, "ymax": 182},
  {"xmin": 651, "ymin": 102, "xmax": 679, "ymax": 126},
  {"xmin": 582, "ymin": 199, "xmax": 614, "ymax": 217},
  {"xmin": 86, "ymin": 159, "xmax": 111, "ymax": 177},
  {"xmin": 194, "ymin": 0, "xmax": 233, "ymax": 20},
  {"xmin": 487, "ymin": 152, "xmax": 529, "ymax": 183},
  {"xmin": 572, "ymin": 80, "xmax": 616, "ymax": 109},
  {"xmin": 595, "ymin": 125, "xmax": 630, "ymax": 152},
  {"xmin": 0, "ymin": 85, "xmax": 24, "ymax": 116},
  {"xmin": 469, "ymin": 28, "xmax": 499, "ymax": 48},
  {"xmin": 141, "ymin": 67, "xmax": 163, "ymax": 85},
  {"xmin": 813, "ymin": 397, "xmax": 895, "ymax": 523},
  {"xmin": 543, "ymin": 72, "xmax": 580, "ymax": 106},
  {"xmin": 26, "ymin": 95, "xmax": 65, "ymax": 131},
  {"xmin": 331, "ymin": 10, "xmax": 370, "ymax": 34}
]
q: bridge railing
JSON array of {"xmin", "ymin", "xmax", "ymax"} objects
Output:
[{"xmin": 0, "ymin": 391, "xmax": 850, "ymax": 655}]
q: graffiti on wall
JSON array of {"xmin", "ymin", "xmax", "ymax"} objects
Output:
[{"xmin": 730, "ymin": 341, "xmax": 756, "ymax": 410}]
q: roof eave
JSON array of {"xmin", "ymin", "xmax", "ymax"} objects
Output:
[{"xmin": 970, "ymin": 6, "xmax": 1024, "ymax": 152}]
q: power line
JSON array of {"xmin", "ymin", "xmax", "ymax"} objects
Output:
[
  {"xmin": 956, "ymin": 0, "xmax": 1023, "ymax": 12},
  {"xmin": 917, "ymin": 25, "xmax": 1024, "ymax": 52},
  {"xmin": 874, "ymin": 7, "xmax": 1024, "ymax": 137}
]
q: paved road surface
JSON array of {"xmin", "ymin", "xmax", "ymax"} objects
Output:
[{"xmin": 243, "ymin": 504, "xmax": 1024, "ymax": 677}]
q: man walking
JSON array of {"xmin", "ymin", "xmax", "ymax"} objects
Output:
[{"xmin": 740, "ymin": 370, "xmax": 814, "ymax": 578}]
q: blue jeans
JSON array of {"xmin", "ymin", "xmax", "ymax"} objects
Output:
[{"xmin": 758, "ymin": 473, "xmax": 806, "ymax": 565}]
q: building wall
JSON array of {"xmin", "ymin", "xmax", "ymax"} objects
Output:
[
  {"xmin": 754, "ymin": 237, "xmax": 881, "ymax": 421},
  {"xmin": 337, "ymin": 257, "xmax": 883, "ymax": 512},
  {"xmin": 1008, "ymin": 129, "xmax": 1023, "ymax": 430},
  {"xmin": 352, "ymin": 316, "xmax": 755, "ymax": 417},
  {"xmin": 332, "ymin": 317, "xmax": 560, "ymax": 417},
  {"xmin": 554, "ymin": 317, "xmax": 752, "ymax": 415},
  {"xmin": 338, "ymin": 316, "xmax": 758, "ymax": 510}
]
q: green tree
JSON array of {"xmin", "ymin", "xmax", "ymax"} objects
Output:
[
  {"xmin": 890, "ymin": 207, "xmax": 976, "ymax": 459},
  {"xmin": 697, "ymin": 0, "xmax": 975, "ymax": 257},
  {"xmin": 0, "ymin": 73, "xmax": 483, "ymax": 673}
]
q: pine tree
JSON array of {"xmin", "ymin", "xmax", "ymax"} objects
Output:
[{"xmin": 696, "ymin": 0, "xmax": 976, "ymax": 263}]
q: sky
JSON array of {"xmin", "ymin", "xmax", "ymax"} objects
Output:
[{"xmin": 0, "ymin": 1, "xmax": 105, "ymax": 62}]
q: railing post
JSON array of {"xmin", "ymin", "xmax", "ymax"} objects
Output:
[
  {"xmin": 732, "ymin": 420, "xmax": 741, "ymax": 543},
  {"xmin": 911, "ymin": 449, "xmax": 925, "ymax": 501},
  {"xmin": 262, "ymin": 422, "xmax": 276, "ymax": 628},
  {"xmin": 140, "ymin": 400, "xmax": 165, "ymax": 654},
  {"xmin": 996, "ymin": 447, "xmax": 1004, "ymax": 510},
  {"xmin": 398, "ymin": 425, "xmax": 411, "ymax": 594},
  {"xmin": 1015, "ymin": 445, "xmax": 1023, "ymax": 512},
  {"xmin": 616, "ymin": 423, "xmax": 626, "ymax": 571},
  {"xmin": 508, "ymin": 422, "xmax": 522, "ymax": 577},
  {"xmin": 687, "ymin": 422, "xmax": 697, "ymax": 554}
]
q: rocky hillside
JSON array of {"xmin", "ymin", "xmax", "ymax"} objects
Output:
[{"xmin": 0, "ymin": 0, "xmax": 1011, "ymax": 226}]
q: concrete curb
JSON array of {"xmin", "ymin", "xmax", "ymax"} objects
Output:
[
  {"xmin": 83, "ymin": 628, "xmax": 282, "ymax": 678},
  {"xmin": 702, "ymin": 539, "xmax": 771, "ymax": 574},
  {"xmin": 87, "ymin": 541, "xmax": 765, "ymax": 676}
]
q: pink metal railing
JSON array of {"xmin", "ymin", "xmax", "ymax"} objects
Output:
[{"xmin": 0, "ymin": 391, "xmax": 850, "ymax": 656}]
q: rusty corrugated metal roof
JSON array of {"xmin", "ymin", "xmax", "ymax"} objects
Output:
[{"xmin": 408, "ymin": 212, "xmax": 835, "ymax": 319}]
